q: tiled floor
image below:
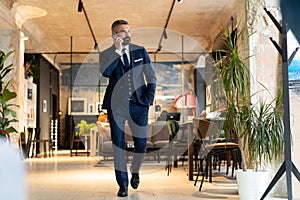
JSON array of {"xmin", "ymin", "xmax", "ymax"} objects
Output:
[{"xmin": 24, "ymin": 151, "xmax": 291, "ymax": 200}]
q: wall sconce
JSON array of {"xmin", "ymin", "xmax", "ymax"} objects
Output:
[
  {"xmin": 155, "ymin": 105, "xmax": 162, "ymax": 112},
  {"xmin": 56, "ymin": 110, "xmax": 63, "ymax": 119}
]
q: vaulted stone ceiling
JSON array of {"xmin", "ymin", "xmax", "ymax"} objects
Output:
[{"xmin": 0, "ymin": 0, "xmax": 241, "ymax": 66}]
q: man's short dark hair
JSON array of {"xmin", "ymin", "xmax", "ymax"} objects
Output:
[{"xmin": 111, "ymin": 19, "xmax": 129, "ymax": 34}]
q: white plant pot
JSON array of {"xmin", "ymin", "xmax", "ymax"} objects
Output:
[
  {"xmin": 0, "ymin": 145, "xmax": 26, "ymax": 200},
  {"xmin": 236, "ymin": 170, "xmax": 269, "ymax": 200}
]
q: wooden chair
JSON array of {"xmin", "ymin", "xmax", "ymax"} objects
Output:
[
  {"xmin": 19, "ymin": 132, "xmax": 26, "ymax": 159},
  {"xmin": 193, "ymin": 118, "xmax": 218, "ymax": 190},
  {"xmin": 26, "ymin": 127, "xmax": 51, "ymax": 158},
  {"xmin": 193, "ymin": 118, "xmax": 240, "ymax": 191},
  {"xmin": 165, "ymin": 120, "xmax": 187, "ymax": 175}
]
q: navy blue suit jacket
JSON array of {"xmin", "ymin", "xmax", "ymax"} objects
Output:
[{"xmin": 100, "ymin": 43, "xmax": 156, "ymax": 110}]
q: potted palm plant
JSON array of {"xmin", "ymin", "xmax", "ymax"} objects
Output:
[
  {"xmin": 0, "ymin": 50, "xmax": 18, "ymax": 143},
  {"xmin": 214, "ymin": 28, "xmax": 284, "ymax": 199}
]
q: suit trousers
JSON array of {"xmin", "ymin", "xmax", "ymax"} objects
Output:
[{"xmin": 107, "ymin": 100, "xmax": 149, "ymax": 188}]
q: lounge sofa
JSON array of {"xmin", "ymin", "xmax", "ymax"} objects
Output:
[{"xmin": 97, "ymin": 121, "xmax": 175, "ymax": 160}]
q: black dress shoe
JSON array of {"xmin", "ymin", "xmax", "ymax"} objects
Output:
[
  {"xmin": 117, "ymin": 187, "xmax": 128, "ymax": 197},
  {"xmin": 130, "ymin": 173, "xmax": 140, "ymax": 189}
]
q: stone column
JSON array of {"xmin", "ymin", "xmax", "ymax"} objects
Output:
[{"xmin": 247, "ymin": 0, "xmax": 300, "ymax": 198}]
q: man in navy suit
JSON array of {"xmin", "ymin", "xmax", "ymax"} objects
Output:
[{"xmin": 100, "ymin": 19, "xmax": 156, "ymax": 197}]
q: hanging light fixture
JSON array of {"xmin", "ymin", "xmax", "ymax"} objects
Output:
[
  {"xmin": 155, "ymin": 0, "xmax": 182, "ymax": 53},
  {"xmin": 77, "ymin": 0, "xmax": 99, "ymax": 51},
  {"xmin": 77, "ymin": 0, "xmax": 83, "ymax": 12}
]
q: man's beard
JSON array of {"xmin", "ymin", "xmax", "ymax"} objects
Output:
[{"xmin": 122, "ymin": 36, "xmax": 131, "ymax": 45}]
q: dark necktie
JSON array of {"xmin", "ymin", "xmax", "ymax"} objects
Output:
[{"xmin": 122, "ymin": 48, "xmax": 130, "ymax": 72}]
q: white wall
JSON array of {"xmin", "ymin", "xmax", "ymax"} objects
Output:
[{"xmin": 290, "ymin": 96, "xmax": 300, "ymax": 197}]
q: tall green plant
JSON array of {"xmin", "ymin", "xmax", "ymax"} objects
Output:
[
  {"xmin": 0, "ymin": 50, "xmax": 18, "ymax": 140},
  {"xmin": 215, "ymin": 28, "xmax": 251, "ymax": 170},
  {"xmin": 214, "ymin": 28, "xmax": 284, "ymax": 171}
]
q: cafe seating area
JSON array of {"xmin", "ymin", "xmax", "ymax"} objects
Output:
[{"xmin": 66, "ymin": 110, "xmax": 243, "ymax": 188}]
